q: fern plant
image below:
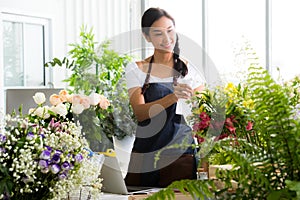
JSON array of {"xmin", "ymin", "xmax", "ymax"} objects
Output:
[
  {"xmin": 213, "ymin": 65, "xmax": 300, "ymax": 199},
  {"xmin": 146, "ymin": 66, "xmax": 300, "ymax": 199},
  {"xmin": 146, "ymin": 179, "xmax": 216, "ymax": 200}
]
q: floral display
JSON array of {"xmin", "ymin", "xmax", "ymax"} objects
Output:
[
  {"xmin": 148, "ymin": 66, "xmax": 300, "ymax": 200},
  {"xmin": 0, "ymin": 90, "xmax": 109, "ymax": 200},
  {"xmin": 187, "ymin": 82, "xmax": 255, "ymax": 159},
  {"xmin": 189, "ymin": 83, "xmax": 253, "ymax": 141}
]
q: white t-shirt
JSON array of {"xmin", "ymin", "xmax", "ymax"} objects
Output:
[
  {"xmin": 125, "ymin": 61, "xmax": 205, "ymax": 90},
  {"xmin": 125, "ymin": 61, "xmax": 206, "ymax": 118}
]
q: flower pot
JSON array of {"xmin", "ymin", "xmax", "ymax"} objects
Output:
[{"xmin": 112, "ymin": 135, "xmax": 135, "ymax": 177}]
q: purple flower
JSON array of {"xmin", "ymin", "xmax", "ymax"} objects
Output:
[
  {"xmin": 39, "ymin": 160, "xmax": 49, "ymax": 169},
  {"xmin": 40, "ymin": 150, "xmax": 51, "ymax": 160},
  {"xmin": 61, "ymin": 161, "xmax": 70, "ymax": 170},
  {"xmin": 58, "ymin": 172, "xmax": 68, "ymax": 180},
  {"xmin": 74, "ymin": 153, "xmax": 83, "ymax": 163},
  {"xmin": 0, "ymin": 134, "xmax": 6, "ymax": 144},
  {"xmin": 46, "ymin": 146, "xmax": 52, "ymax": 151},
  {"xmin": 0, "ymin": 147, "xmax": 6, "ymax": 153},
  {"xmin": 26, "ymin": 132, "xmax": 35, "ymax": 140},
  {"xmin": 50, "ymin": 164, "xmax": 60, "ymax": 174},
  {"xmin": 55, "ymin": 149, "xmax": 62, "ymax": 154},
  {"xmin": 51, "ymin": 153, "xmax": 61, "ymax": 163},
  {"xmin": 49, "ymin": 118, "xmax": 62, "ymax": 129},
  {"xmin": 39, "ymin": 160, "xmax": 50, "ymax": 173}
]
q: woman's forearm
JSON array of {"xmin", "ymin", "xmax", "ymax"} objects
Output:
[{"xmin": 131, "ymin": 93, "xmax": 178, "ymax": 122}]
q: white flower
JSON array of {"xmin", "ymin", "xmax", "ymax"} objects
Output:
[
  {"xmin": 43, "ymin": 106, "xmax": 51, "ymax": 119},
  {"xmin": 89, "ymin": 93, "xmax": 101, "ymax": 106},
  {"xmin": 28, "ymin": 108, "xmax": 35, "ymax": 115},
  {"xmin": 71, "ymin": 104, "xmax": 85, "ymax": 115},
  {"xmin": 53, "ymin": 103, "xmax": 68, "ymax": 117},
  {"xmin": 33, "ymin": 92, "xmax": 46, "ymax": 105},
  {"xmin": 33, "ymin": 106, "xmax": 50, "ymax": 119},
  {"xmin": 34, "ymin": 107, "xmax": 47, "ymax": 118}
]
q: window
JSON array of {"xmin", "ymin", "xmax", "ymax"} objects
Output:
[
  {"xmin": 145, "ymin": 0, "xmax": 203, "ymax": 61},
  {"xmin": 272, "ymin": 0, "xmax": 300, "ymax": 81},
  {"xmin": 207, "ymin": 0, "xmax": 266, "ymax": 84},
  {"xmin": 2, "ymin": 13, "xmax": 51, "ymax": 87}
]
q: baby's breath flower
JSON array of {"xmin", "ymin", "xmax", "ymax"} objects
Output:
[{"xmin": 1, "ymin": 91, "xmax": 107, "ymax": 199}]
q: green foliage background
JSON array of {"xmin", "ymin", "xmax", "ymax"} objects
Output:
[{"xmin": 146, "ymin": 65, "xmax": 300, "ymax": 200}]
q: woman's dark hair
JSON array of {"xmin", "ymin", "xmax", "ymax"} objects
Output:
[{"xmin": 141, "ymin": 7, "xmax": 188, "ymax": 80}]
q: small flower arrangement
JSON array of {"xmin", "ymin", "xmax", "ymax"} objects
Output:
[
  {"xmin": 0, "ymin": 90, "xmax": 109, "ymax": 200},
  {"xmin": 187, "ymin": 83, "xmax": 255, "ymax": 159}
]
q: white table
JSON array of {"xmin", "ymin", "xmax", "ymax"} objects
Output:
[{"xmin": 99, "ymin": 193, "xmax": 129, "ymax": 200}]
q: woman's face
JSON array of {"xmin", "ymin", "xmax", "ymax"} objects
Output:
[{"xmin": 145, "ymin": 16, "xmax": 176, "ymax": 53}]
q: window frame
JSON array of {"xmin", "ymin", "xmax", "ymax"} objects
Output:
[
  {"xmin": 0, "ymin": 11, "xmax": 52, "ymax": 112},
  {"xmin": 1, "ymin": 12, "xmax": 52, "ymax": 88}
]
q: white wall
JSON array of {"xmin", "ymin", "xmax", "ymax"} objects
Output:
[{"xmin": 0, "ymin": 0, "xmax": 141, "ymax": 112}]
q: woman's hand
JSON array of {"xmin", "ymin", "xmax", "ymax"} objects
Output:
[{"xmin": 173, "ymin": 83, "xmax": 193, "ymax": 100}]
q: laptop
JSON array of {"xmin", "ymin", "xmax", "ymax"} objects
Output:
[{"xmin": 99, "ymin": 156, "xmax": 161, "ymax": 195}]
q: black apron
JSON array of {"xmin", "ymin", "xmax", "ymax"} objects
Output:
[{"xmin": 125, "ymin": 58, "xmax": 197, "ymax": 187}]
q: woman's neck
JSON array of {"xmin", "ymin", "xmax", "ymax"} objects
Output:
[{"xmin": 152, "ymin": 51, "xmax": 173, "ymax": 66}]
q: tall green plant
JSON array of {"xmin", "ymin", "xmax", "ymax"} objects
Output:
[{"xmin": 213, "ymin": 65, "xmax": 300, "ymax": 199}]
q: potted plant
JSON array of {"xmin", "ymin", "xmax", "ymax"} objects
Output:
[{"xmin": 45, "ymin": 25, "xmax": 136, "ymax": 152}]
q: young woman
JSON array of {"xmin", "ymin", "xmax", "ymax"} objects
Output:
[{"xmin": 125, "ymin": 7, "xmax": 205, "ymax": 187}]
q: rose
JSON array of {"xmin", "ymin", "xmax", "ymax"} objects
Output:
[
  {"xmin": 58, "ymin": 90, "xmax": 69, "ymax": 102},
  {"xmin": 89, "ymin": 93, "xmax": 110, "ymax": 109},
  {"xmin": 80, "ymin": 96, "xmax": 91, "ymax": 109},
  {"xmin": 71, "ymin": 103, "xmax": 85, "ymax": 115},
  {"xmin": 33, "ymin": 92, "xmax": 46, "ymax": 105},
  {"xmin": 52, "ymin": 103, "xmax": 68, "ymax": 117},
  {"xmin": 71, "ymin": 94, "xmax": 82, "ymax": 104},
  {"xmin": 89, "ymin": 93, "xmax": 102, "ymax": 106},
  {"xmin": 50, "ymin": 94, "xmax": 62, "ymax": 106},
  {"xmin": 99, "ymin": 96, "xmax": 110, "ymax": 109}
]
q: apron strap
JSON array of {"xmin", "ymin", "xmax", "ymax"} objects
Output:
[
  {"xmin": 141, "ymin": 56, "xmax": 154, "ymax": 94},
  {"xmin": 141, "ymin": 55, "xmax": 179, "ymax": 94}
]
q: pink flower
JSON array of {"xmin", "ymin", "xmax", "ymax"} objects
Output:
[
  {"xmin": 80, "ymin": 96, "xmax": 91, "ymax": 109},
  {"xmin": 226, "ymin": 126, "xmax": 236, "ymax": 134},
  {"xmin": 71, "ymin": 95, "xmax": 82, "ymax": 104},
  {"xmin": 196, "ymin": 136, "xmax": 205, "ymax": 143},
  {"xmin": 199, "ymin": 112, "xmax": 210, "ymax": 121},
  {"xmin": 246, "ymin": 121, "xmax": 253, "ymax": 131},
  {"xmin": 225, "ymin": 116, "xmax": 236, "ymax": 134},
  {"xmin": 225, "ymin": 117, "xmax": 234, "ymax": 127},
  {"xmin": 215, "ymin": 133, "xmax": 228, "ymax": 141},
  {"xmin": 192, "ymin": 117, "xmax": 210, "ymax": 131},
  {"xmin": 99, "ymin": 96, "xmax": 110, "ymax": 109}
]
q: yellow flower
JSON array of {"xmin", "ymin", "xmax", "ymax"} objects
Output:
[
  {"xmin": 224, "ymin": 82, "xmax": 238, "ymax": 97},
  {"xmin": 194, "ymin": 106, "xmax": 204, "ymax": 115},
  {"xmin": 243, "ymin": 99, "xmax": 254, "ymax": 109}
]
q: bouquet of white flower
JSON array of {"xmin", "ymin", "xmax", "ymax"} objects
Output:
[{"xmin": 0, "ymin": 90, "xmax": 109, "ymax": 200}]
